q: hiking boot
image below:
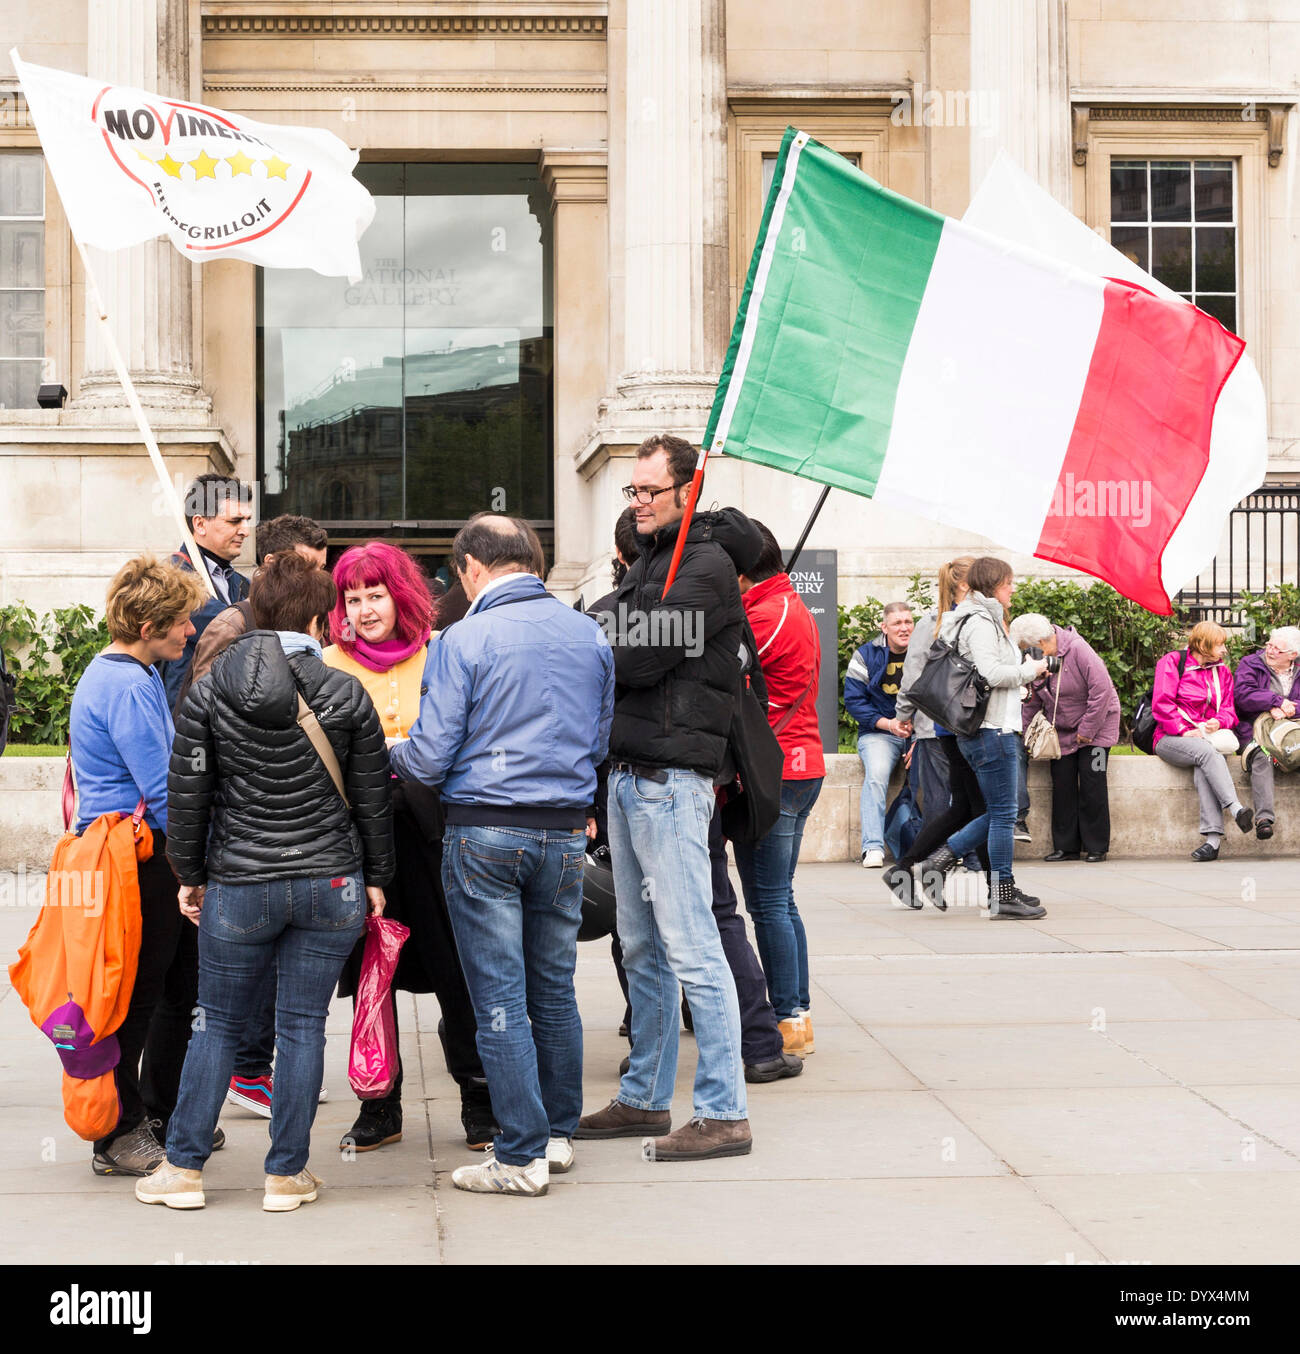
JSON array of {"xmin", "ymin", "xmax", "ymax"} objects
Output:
[
  {"xmin": 135, "ymin": 1159, "xmax": 204, "ymax": 1210},
  {"xmin": 643, "ymin": 1117, "xmax": 752, "ymax": 1162},
  {"xmin": 988, "ymin": 880, "xmax": 1047, "ymax": 920},
  {"xmin": 918, "ymin": 844, "xmax": 958, "ymax": 908},
  {"xmin": 546, "ymin": 1137, "xmax": 575, "ymax": 1173},
  {"xmin": 340, "ymin": 1099, "xmax": 402, "ymax": 1152},
  {"xmin": 744, "ymin": 1052, "xmax": 803, "ymax": 1083},
  {"xmin": 149, "ymin": 1117, "xmax": 224, "ymax": 1153},
  {"xmin": 452, "ymin": 1155, "xmax": 549, "ymax": 1196},
  {"xmin": 461, "ymin": 1085, "xmax": 499, "ymax": 1152},
  {"xmin": 777, "ymin": 1016, "xmax": 807, "ymax": 1058},
  {"xmin": 227, "ymin": 1073, "xmax": 273, "ymax": 1118},
  {"xmin": 263, "ymin": 1168, "xmax": 321, "ymax": 1212},
  {"xmin": 574, "ymin": 1099, "xmax": 671, "ymax": 1139},
  {"xmin": 91, "ymin": 1121, "xmax": 165, "ymax": 1177},
  {"xmin": 883, "ymin": 863, "xmax": 920, "ymax": 909}
]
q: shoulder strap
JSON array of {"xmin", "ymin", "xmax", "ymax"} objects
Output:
[
  {"xmin": 772, "ymin": 673, "xmax": 816, "ymax": 735},
  {"xmin": 63, "ymin": 733, "xmax": 146, "ymax": 836},
  {"xmin": 295, "ymin": 693, "xmax": 351, "ymax": 810}
]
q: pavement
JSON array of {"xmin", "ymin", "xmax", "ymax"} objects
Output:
[{"xmin": 2, "ymin": 853, "xmax": 1299, "ymax": 1266}]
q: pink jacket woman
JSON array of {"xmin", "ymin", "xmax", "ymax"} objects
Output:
[{"xmin": 1152, "ymin": 647, "xmax": 1237, "ymax": 751}]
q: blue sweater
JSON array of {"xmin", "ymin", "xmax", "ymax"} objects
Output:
[{"xmin": 70, "ymin": 652, "xmax": 174, "ymax": 834}]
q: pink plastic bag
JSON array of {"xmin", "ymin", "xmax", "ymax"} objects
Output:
[{"xmin": 347, "ymin": 915, "xmax": 410, "ymax": 1100}]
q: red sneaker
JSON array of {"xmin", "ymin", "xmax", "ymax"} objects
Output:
[{"xmin": 227, "ymin": 1073, "xmax": 273, "ymax": 1118}]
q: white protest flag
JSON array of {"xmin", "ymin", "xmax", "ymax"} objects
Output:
[{"xmin": 13, "ymin": 52, "xmax": 374, "ymax": 282}]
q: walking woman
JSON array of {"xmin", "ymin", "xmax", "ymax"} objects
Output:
[
  {"xmin": 916, "ymin": 557, "xmax": 1049, "ymax": 919},
  {"xmin": 1009, "ymin": 613, "xmax": 1121, "ymax": 862},
  {"xmin": 70, "ymin": 557, "xmax": 207, "ymax": 1177},
  {"xmin": 886, "ymin": 556, "xmax": 990, "ymax": 910},
  {"xmin": 1153, "ymin": 620, "xmax": 1253, "ymax": 861},
  {"xmin": 138, "ymin": 552, "xmax": 394, "ymax": 1211},
  {"xmin": 324, "ymin": 541, "xmax": 497, "ymax": 1152}
]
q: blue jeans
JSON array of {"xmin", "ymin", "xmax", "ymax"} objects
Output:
[
  {"xmin": 608, "ymin": 767, "xmax": 746, "ymax": 1121},
  {"xmin": 857, "ymin": 730, "xmax": 907, "ymax": 853},
  {"xmin": 166, "ymin": 873, "xmax": 365, "ymax": 1176},
  {"xmin": 441, "ymin": 825, "xmax": 586, "ymax": 1166},
  {"xmin": 946, "ymin": 729, "xmax": 1020, "ymax": 886},
  {"xmin": 734, "ymin": 777, "xmax": 823, "ymax": 1020}
]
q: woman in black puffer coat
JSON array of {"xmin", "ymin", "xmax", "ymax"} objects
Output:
[{"xmin": 144, "ymin": 554, "xmax": 394, "ymax": 1212}]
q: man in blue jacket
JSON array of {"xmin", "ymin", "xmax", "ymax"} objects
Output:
[
  {"xmin": 844, "ymin": 603, "xmax": 914, "ymax": 867},
  {"xmin": 390, "ymin": 514, "xmax": 614, "ymax": 1198}
]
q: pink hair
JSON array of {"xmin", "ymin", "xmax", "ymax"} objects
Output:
[{"xmin": 329, "ymin": 541, "xmax": 434, "ymax": 652}]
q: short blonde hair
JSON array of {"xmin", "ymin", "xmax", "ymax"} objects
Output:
[
  {"xmin": 104, "ymin": 556, "xmax": 207, "ymax": 644},
  {"xmin": 1188, "ymin": 619, "xmax": 1228, "ymax": 661}
]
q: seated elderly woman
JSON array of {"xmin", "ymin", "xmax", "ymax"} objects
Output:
[
  {"xmin": 1008, "ymin": 613, "xmax": 1121, "ymax": 862},
  {"xmin": 1150, "ymin": 620, "xmax": 1252, "ymax": 861},
  {"xmin": 1234, "ymin": 625, "xmax": 1300, "ymax": 841}
]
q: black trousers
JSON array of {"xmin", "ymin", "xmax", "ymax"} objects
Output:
[
  {"xmin": 95, "ymin": 832, "xmax": 183, "ymax": 1151},
  {"xmin": 609, "ymin": 804, "xmax": 783, "ymax": 1066},
  {"xmin": 138, "ymin": 915, "xmax": 199, "ymax": 1139},
  {"xmin": 898, "ymin": 736, "xmax": 992, "ymax": 874},
  {"xmin": 1049, "ymin": 748, "xmax": 1111, "ymax": 854}
]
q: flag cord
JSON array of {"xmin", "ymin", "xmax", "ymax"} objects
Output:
[{"xmin": 72, "ymin": 237, "xmax": 217, "ymax": 601}]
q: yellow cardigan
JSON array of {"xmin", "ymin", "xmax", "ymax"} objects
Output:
[{"xmin": 322, "ymin": 640, "xmax": 432, "ymax": 741}]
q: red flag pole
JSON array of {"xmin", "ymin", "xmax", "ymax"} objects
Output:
[{"xmin": 661, "ymin": 445, "xmax": 709, "ymax": 599}]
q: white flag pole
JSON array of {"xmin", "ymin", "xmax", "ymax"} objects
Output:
[{"xmin": 72, "ymin": 237, "xmax": 217, "ymax": 601}]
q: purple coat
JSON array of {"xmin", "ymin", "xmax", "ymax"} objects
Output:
[
  {"xmin": 1021, "ymin": 626, "xmax": 1121, "ymax": 755},
  {"xmin": 1234, "ymin": 650, "xmax": 1300, "ymax": 745}
]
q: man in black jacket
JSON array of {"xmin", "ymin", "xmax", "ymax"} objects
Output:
[{"xmin": 576, "ymin": 433, "xmax": 752, "ymax": 1161}]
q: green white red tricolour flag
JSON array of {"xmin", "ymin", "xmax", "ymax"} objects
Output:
[{"xmin": 705, "ymin": 128, "xmax": 1264, "ymax": 614}]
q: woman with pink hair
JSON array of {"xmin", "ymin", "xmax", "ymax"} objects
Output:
[{"xmin": 323, "ymin": 541, "xmax": 497, "ymax": 1154}]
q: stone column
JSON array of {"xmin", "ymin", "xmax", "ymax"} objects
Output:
[
  {"xmin": 77, "ymin": 0, "xmax": 209, "ymax": 413},
  {"xmin": 590, "ymin": 0, "xmax": 729, "ymax": 447},
  {"xmin": 969, "ymin": 0, "xmax": 1071, "ymax": 207}
]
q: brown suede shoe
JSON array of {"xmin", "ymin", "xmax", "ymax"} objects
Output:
[
  {"xmin": 642, "ymin": 1117, "xmax": 752, "ymax": 1161},
  {"xmin": 574, "ymin": 1099, "xmax": 671, "ymax": 1140}
]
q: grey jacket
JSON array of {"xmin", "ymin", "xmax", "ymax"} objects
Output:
[
  {"xmin": 940, "ymin": 592, "xmax": 1041, "ymax": 733},
  {"xmin": 895, "ymin": 608, "xmax": 941, "ymax": 737}
]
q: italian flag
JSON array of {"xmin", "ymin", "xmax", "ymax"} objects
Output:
[{"xmin": 705, "ymin": 129, "xmax": 1249, "ymax": 614}]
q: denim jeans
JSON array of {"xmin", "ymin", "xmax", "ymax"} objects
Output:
[
  {"xmin": 946, "ymin": 729, "xmax": 1021, "ymax": 886},
  {"xmin": 857, "ymin": 730, "xmax": 907, "ymax": 854},
  {"xmin": 441, "ymin": 825, "xmax": 586, "ymax": 1166},
  {"xmin": 166, "ymin": 873, "xmax": 365, "ymax": 1176},
  {"xmin": 734, "ymin": 777, "xmax": 823, "ymax": 1020},
  {"xmin": 608, "ymin": 767, "xmax": 746, "ymax": 1121}
]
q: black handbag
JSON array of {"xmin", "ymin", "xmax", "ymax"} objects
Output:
[
  {"xmin": 1132, "ymin": 649, "xmax": 1188, "ymax": 754},
  {"xmin": 901, "ymin": 612, "xmax": 992, "ymax": 738},
  {"xmin": 719, "ymin": 632, "xmax": 785, "ymax": 845}
]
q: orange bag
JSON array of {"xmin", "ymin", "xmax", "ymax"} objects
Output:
[{"xmin": 8, "ymin": 805, "xmax": 151, "ymax": 1140}]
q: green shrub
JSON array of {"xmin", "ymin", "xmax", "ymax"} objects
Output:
[
  {"xmin": 0, "ymin": 604, "xmax": 110, "ymax": 748},
  {"xmin": 1229, "ymin": 583, "xmax": 1300, "ymax": 665}
]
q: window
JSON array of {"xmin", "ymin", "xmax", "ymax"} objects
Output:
[
  {"xmin": 1109, "ymin": 158, "xmax": 1237, "ymax": 332},
  {"xmin": 0, "ymin": 150, "xmax": 44, "ymax": 409}
]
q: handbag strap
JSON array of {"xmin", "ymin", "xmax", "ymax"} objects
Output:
[
  {"xmin": 1050, "ymin": 658, "xmax": 1064, "ymax": 725},
  {"xmin": 296, "ymin": 693, "xmax": 351, "ymax": 810},
  {"xmin": 772, "ymin": 672, "xmax": 816, "ymax": 736},
  {"xmin": 63, "ymin": 737, "xmax": 146, "ymax": 837}
]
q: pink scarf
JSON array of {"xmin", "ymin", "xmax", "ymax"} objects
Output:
[{"xmin": 346, "ymin": 630, "xmax": 429, "ymax": 673}]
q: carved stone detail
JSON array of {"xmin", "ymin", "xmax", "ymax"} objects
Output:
[{"xmin": 201, "ymin": 14, "xmax": 607, "ymax": 37}]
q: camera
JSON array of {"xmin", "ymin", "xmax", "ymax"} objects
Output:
[
  {"xmin": 1027, "ymin": 645, "xmax": 1062, "ymax": 674},
  {"xmin": 1044, "ymin": 654, "xmax": 1062, "ymax": 674}
]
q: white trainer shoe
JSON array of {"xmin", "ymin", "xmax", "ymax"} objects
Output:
[
  {"xmin": 546, "ymin": 1137, "xmax": 575, "ymax": 1173},
  {"xmin": 861, "ymin": 849, "xmax": 885, "ymax": 868},
  {"xmin": 263, "ymin": 1168, "xmax": 322, "ymax": 1212},
  {"xmin": 135, "ymin": 1159, "xmax": 205, "ymax": 1209},
  {"xmin": 452, "ymin": 1155, "xmax": 549, "ymax": 1196}
]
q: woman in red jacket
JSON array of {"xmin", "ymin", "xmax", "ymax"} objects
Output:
[{"xmin": 733, "ymin": 523, "xmax": 824, "ymax": 1058}]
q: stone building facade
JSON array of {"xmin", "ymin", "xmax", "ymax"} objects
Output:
[{"xmin": 1, "ymin": 0, "xmax": 1297, "ymax": 614}]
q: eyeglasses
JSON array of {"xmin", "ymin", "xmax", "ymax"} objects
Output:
[{"xmin": 621, "ymin": 482, "xmax": 683, "ymax": 505}]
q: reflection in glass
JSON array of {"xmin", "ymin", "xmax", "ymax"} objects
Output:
[
  {"xmin": 1150, "ymin": 161, "xmax": 1191, "ymax": 222},
  {"xmin": 1109, "ymin": 161, "xmax": 1148, "ymax": 222},
  {"xmin": 1194, "ymin": 162, "xmax": 1233, "ymax": 222},
  {"xmin": 1195, "ymin": 227, "xmax": 1236, "ymax": 294},
  {"xmin": 1150, "ymin": 227, "xmax": 1191, "ymax": 292},
  {"xmin": 1109, "ymin": 225, "xmax": 1148, "ymax": 272},
  {"xmin": 1197, "ymin": 294, "xmax": 1236, "ymax": 333}
]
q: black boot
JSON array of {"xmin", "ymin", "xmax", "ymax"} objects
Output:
[
  {"xmin": 460, "ymin": 1080, "xmax": 499, "ymax": 1152},
  {"xmin": 988, "ymin": 878, "xmax": 1047, "ymax": 920},
  {"xmin": 918, "ymin": 845, "xmax": 958, "ymax": 909},
  {"xmin": 341, "ymin": 1097, "xmax": 403, "ymax": 1152},
  {"xmin": 883, "ymin": 863, "xmax": 921, "ymax": 909}
]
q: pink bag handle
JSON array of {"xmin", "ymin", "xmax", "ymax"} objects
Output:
[{"xmin": 63, "ymin": 744, "xmax": 146, "ymax": 837}]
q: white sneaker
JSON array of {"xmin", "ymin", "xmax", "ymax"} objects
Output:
[
  {"xmin": 263, "ymin": 1168, "xmax": 322, "ymax": 1212},
  {"xmin": 452, "ymin": 1155, "xmax": 549, "ymax": 1196},
  {"xmin": 861, "ymin": 849, "xmax": 885, "ymax": 868},
  {"xmin": 546, "ymin": 1137, "xmax": 575, "ymax": 1174},
  {"xmin": 135, "ymin": 1159, "xmax": 205, "ymax": 1209}
]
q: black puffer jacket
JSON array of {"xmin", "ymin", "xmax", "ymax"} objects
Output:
[
  {"xmin": 598, "ymin": 508, "xmax": 761, "ymax": 779},
  {"xmin": 167, "ymin": 630, "xmax": 395, "ymax": 887}
]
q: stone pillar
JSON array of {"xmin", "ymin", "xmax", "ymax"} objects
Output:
[
  {"xmin": 540, "ymin": 150, "xmax": 609, "ymax": 599},
  {"xmin": 77, "ymin": 0, "xmax": 209, "ymax": 413},
  {"xmin": 588, "ymin": 0, "xmax": 729, "ymax": 448},
  {"xmin": 969, "ymin": 0, "xmax": 1071, "ymax": 207}
]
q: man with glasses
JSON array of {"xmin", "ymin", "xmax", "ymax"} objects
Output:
[
  {"xmin": 576, "ymin": 433, "xmax": 753, "ymax": 1162},
  {"xmin": 1234, "ymin": 626, "xmax": 1300, "ymax": 839}
]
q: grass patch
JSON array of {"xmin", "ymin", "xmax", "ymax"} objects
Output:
[{"xmin": 3, "ymin": 743, "xmax": 67, "ymax": 757}]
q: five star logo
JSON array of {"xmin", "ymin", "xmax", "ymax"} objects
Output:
[
  {"xmin": 226, "ymin": 150, "xmax": 255, "ymax": 176},
  {"xmin": 158, "ymin": 154, "xmax": 183, "ymax": 179},
  {"xmin": 189, "ymin": 149, "xmax": 219, "ymax": 180},
  {"xmin": 263, "ymin": 155, "xmax": 290, "ymax": 180}
]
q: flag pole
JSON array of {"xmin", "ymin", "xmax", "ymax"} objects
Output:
[
  {"xmin": 783, "ymin": 484, "xmax": 831, "ymax": 574},
  {"xmin": 661, "ymin": 445, "xmax": 709, "ymax": 599},
  {"xmin": 72, "ymin": 238, "xmax": 216, "ymax": 601}
]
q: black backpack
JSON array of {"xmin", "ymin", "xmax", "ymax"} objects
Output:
[
  {"xmin": 719, "ymin": 621, "xmax": 785, "ymax": 845},
  {"xmin": 0, "ymin": 646, "xmax": 16, "ymax": 756},
  {"xmin": 1132, "ymin": 649, "xmax": 1188, "ymax": 754},
  {"xmin": 901, "ymin": 612, "xmax": 992, "ymax": 738}
]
